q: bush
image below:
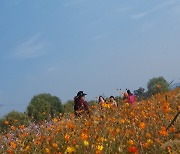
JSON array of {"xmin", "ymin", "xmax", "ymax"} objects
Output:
[
  {"xmin": 64, "ymin": 100, "xmax": 74, "ymax": 114},
  {"xmin": 147, "ymin": 76, "xmax": 169, "ymax": 95},
  {"xmin": 0, "ymin": 111, "xmax": 29, "ymax": 132},
  {"xmin": 27, "ymin": 93, "xmax": 64, "ymax": 123}
]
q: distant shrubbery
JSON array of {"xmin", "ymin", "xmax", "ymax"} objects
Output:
[{"xmin": 0, "ymin": 111, "xmax": 29, "ymax": 132}]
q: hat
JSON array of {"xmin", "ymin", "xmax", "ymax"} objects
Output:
[{"xmin": 77, "ymin": 91, "xmax": 87, "ymax": 98}]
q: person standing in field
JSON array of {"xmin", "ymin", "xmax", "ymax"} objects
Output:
[
  {"xmin": 127, "ymin": 90, "xmax": 136, "ymax": 104},
  {"xmin": 109, "ymin": 96, "xmax": 118, "ymax": 107},
  {"xmin": 74, "ymin": 91, "xmax": 89, "ymax": 116},
  {"xmin": 98, "ymin": 96, "xmax": 105, "ymax": 108}
]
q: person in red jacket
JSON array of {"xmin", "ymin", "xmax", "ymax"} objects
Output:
[{"xmin": 74, "ymin": 91, "xmax": 89, "ymax": 116}]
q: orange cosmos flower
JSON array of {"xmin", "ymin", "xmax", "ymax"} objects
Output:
[
  {"xmin": 11, "ymin": 126, "xmax": 16, "ymax": 131},
  {"xmin": 53, "ymin": 118, "xmax": 58, "ymax": 123},
  {"xmin": 10, "ymin": 142, "xmax": 17, "ymax": 149},
  {"xmin": 64, "ymin": 133, "xmax": 70, "ymax": 141},
  {"xmin": 120, "ymin": 119, "xmax": 125, "ymax": 124},
  {"xmin": 159, "ymin": 127, "xmax": 168, "ymax": 136},
  {"xmin": 146, "ymin": 133, "xmax": 151, "ymax": 138},
  {"xmin": 139, "ymin": 122, "xmax": 146, "ymax": 130},
  {"xmin": 81, "ymin": 133, "xmax": 88, "ymax": 140},
  {"xmin": 7, "ymin": 149, "xmax": 13, "ymax": 154},
  {"xmin": 25, "ymin": 145, "xmax": 30, "ymax": 151},
  {"xmin": 4, "ymin": 120, "xmax": 9, "ymax": 125},
  {"xmin": 52, "ymin": 143, "xmax": 58, "ymax": 148}
]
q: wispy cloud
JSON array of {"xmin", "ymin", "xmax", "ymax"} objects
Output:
[
  {"xmin": 131, "ymin": 11, "xmax": 149, "ymax": 20},
  {"xmin": 92, "ymin": 32, "xmax": 112, "ymax": 41},
  {"xmin": 10, "ymin": 34, "xmax": 46, "ymax": 60},
  {"xmin": 130, "ymin": 0, "xmax": 180, "ymax": 20}
]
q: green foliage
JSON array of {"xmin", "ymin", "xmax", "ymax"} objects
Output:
[
  {"xmin": 88, "ymin": 100, "xmax": 97, "ymax": 107},
  {"xmin": 134, "ymin": 87, "xmax": 147, "ymax": 101},
  {"xmin": 63, "ymin": 100, "xmax": 74, "ymax": 114},
  {"xmin": 0, "ymin": 111, "xmax": 29, "ymax": 132},
  {"xmin": 115, "ymin": 96, "xmax": 123, "ymax": 104},
  {"xmin": 147, "ymin": 76, "xmax": 169, "ymax": 95},
  {"xmin": 27, "ymin": 93, "xmax": 64, "ymax": 123}
]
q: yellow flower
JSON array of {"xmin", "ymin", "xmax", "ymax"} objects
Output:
[
  {"xmin": 25, "ymin": 146, "xmax": 30, "ymax": 151},
  {"xmin": 147, "ymin": 139, "xmax": 153, "ymax": 144},
  {"xmin": 96, "ymin": 145, "xmax": 103, "ymax": 151},
  {"xmin": 45, "ymin": 148, "xmax": 50, "ymax": 153},
  {"xmin": 116, "ymin": 128, "xmax": 120, "ymax": 133},
  {"xmin": 84, "ymin": 140, "xmax": 89, "ymax": 146},
  {"xmin": 66, "ymin": 146, "xmax": 75, "ymax": 153},
  {"xmin": 127, "ymin": 139, "xmax": 134, "ymax": 145}
]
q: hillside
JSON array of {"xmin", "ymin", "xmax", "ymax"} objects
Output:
[{"xmin": 0, "ymin": 89, "xmax": 180, "ymax": 154}]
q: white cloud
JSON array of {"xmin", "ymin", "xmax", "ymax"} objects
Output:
[{"xmin": 10, "ymin": 34, "xmax": 46, "ymax": 60}]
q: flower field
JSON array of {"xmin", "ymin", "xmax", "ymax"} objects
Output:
[{"xmin": 0, "ymin": 89, "xmax": 180, "ymax": 154}]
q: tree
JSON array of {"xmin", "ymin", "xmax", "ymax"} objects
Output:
[
  {"xmin": 134, "ymin": 87, "xmax": 146, "ymax": 101},
  {"xmin": 147, "ymin": 76, "xmax": 169, "ymax": 95},
  {"xmin": 64, "ymin": 100, "xmax": 74, "ymax": 114},
  {"xmin": 27, "ymin": 93, "xmax": 63, "ymax": 122},
  {"xmin": 0, "ymin": 111, "xmax": 29, "ymax": 132}
]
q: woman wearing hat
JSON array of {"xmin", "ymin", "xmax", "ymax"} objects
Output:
[{"xmin": 74, "ymin": 91, "xmax": 89, "ymax": 116}]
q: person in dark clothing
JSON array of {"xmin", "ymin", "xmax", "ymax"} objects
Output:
[{"xmin": 74, "ymin": 91, "xmax": 89, "ymax": 116}]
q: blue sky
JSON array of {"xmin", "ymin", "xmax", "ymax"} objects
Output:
[{"xmin": 0, "ymin": 0, "xmax": 180, "ymax": 116}]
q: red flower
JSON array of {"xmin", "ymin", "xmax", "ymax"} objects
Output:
[{"xmin": 128, "ymin": 146, "xmax": 138, "ymax": 153}]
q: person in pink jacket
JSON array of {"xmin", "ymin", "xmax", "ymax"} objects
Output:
[{"xmin": 127, "ymin": 90, "xmax": 136, "ymax": 104}]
